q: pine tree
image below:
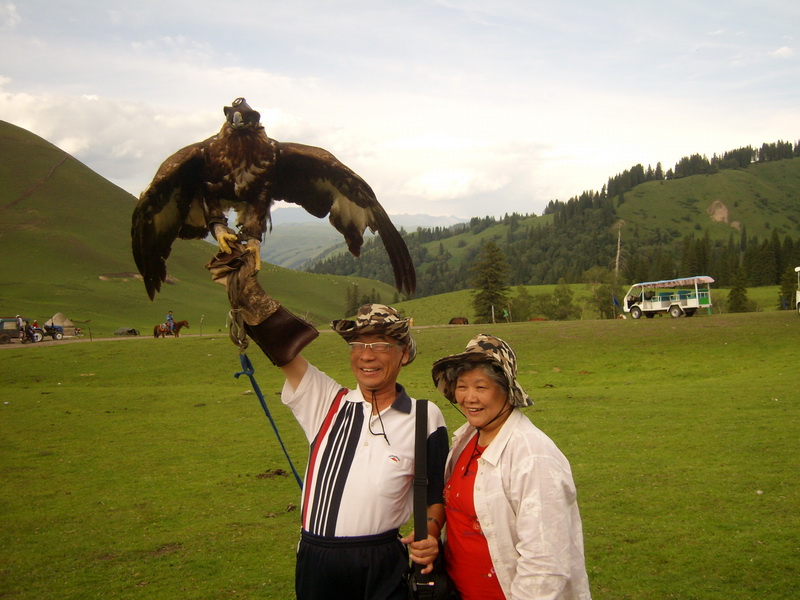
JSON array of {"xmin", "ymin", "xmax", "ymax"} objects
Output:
[
  {"xmin": 551, "ymin": 278, "xmax": 580, "ymax": 320},
  {"xmin": 470, "ymin": 241, "xmax": 511, "ymax": 323},
  {"xmin": 727, "ymin": 267, "xmax": 750, "ymax": 313},
  {"xmin": 345, "ymin": 284, "xmax": 360, "ymax": 316}
]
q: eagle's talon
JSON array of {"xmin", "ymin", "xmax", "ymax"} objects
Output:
[
  {"xmin": 216, "ymin": 231, "xmax": 239, "ymax": 254},
  {"xmin": 245, "ymin": 239, "xmax": 262, "ymax": 271}
]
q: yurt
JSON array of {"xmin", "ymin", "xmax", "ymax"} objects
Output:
[{"xmin": 45, "ymin": 313, "xmax": 78, "ymax": 337}]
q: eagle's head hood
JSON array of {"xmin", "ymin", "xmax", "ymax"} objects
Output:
[{"xmin": 224, "ymin": 98, "xmax": 261, "ymax": 130}]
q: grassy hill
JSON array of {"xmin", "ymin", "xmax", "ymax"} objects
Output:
[
  {"xmin": 0, "ymin": 121, "xmax": 400, "ymax": 335},
  {"xmin": 615, "ymin": 160, "xmax": 800, "ymax": 241},
  {"xmin": 414, "ymin": 158, "xmax": 800, "ymax": 269},
  {"xmin": 486, "ymin": 159, "xmax": 799, "ymax": 246},
  {"xmin": 262, "ymin": 208, "xmax": 467, "ymax": 270},
  {"xmin": 309, "ymin": 156, "xmax": 800, "ymax": 295},
  {"xmin": 260, "ymin": 222, "xmax": 344, "ymax": 269}
]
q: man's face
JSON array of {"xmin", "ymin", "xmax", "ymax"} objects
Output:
[{"xmin": 349, "ymin": 333, "xmax": 409, "ymax": 396}]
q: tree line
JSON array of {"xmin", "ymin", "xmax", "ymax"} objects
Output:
[
  {"xmin": 600, "ymin": 139, "xmax": 800, "ymax": 200},
  {"xmin": 310, "ymin": 196, "xmax": 800, "ymax": 300},
  {"xmin": 307, "ymin": 139, "xmax": 800, "ymax": 303}
]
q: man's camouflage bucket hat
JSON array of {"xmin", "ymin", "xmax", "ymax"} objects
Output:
[
  {"xmin": 431, "ymin": 333, "xmax": 532, "ymax": 407},
  {"xmin": 331, "ymin": 303, "xmax": 416, "ymax": 365}
]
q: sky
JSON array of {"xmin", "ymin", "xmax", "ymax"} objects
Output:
[{"xmin": 1, "ymin": 0, "xmax": 798, "ymax": 220}]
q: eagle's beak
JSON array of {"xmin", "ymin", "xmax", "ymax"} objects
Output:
[{"xmin": 224, "ymin": 98, "xmax": 260, "ymax": 129}]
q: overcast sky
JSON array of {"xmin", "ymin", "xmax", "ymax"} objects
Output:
[{"xmin": 1, "ymin": 0, "xmax": 798, "ymax": 219}]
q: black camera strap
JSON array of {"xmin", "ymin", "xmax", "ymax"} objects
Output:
[{"xmin": 411, "ymin": 399, "xmax": 436, "ymax": 599}]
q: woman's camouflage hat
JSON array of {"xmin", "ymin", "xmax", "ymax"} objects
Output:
[
  {"xmin": 431, "ymin": 333, "xmax": 532, "ymax": 407},
  {"xmin": 331, "ymin": 304, "xmax": 416, "ymax": 365}
]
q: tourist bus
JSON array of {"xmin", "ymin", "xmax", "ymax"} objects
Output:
[{"xmin": 623, "ymin": 276, "xmax": 714, "ymax": 319}]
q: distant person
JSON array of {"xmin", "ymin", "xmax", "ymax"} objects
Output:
[
  {"xmin": 15, "ymin": 315, "xmax": 23, "ymax": 339},
  {"xmin": 431, "ymin": 334, "xmax": 591, "ymax": 600},
  {"xmin": 205, "ymin": 245, "xmax": 449, "ymax": 600},
  {"xmin": 165, "ymin": 310, "xmax": 175, "ymax": 333}
]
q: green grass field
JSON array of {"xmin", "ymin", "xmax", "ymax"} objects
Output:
[{"xmin": 1, "ymin": 311, "xmax": 798, "ymax": 599}]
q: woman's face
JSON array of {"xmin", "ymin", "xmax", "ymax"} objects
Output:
[{"xmin": 454, "ymin": 366, "xmax": 511, "ymax": 433}]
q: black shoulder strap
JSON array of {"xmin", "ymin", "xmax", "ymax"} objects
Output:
[
  {"xmin": 414, "ymin": 400, "xmax": 433, "ymax": 584},
  {"xmin": 412, "ymin": 399, "xmax": 439, "ymax": 598},
  {"xmin": 413, "ymin": 399, "xmax": 428, "ymax": 541}
]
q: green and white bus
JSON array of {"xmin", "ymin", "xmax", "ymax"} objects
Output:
[{"xmin": 623, "ymin": 276, "xmax": 714, "ymax": 319}]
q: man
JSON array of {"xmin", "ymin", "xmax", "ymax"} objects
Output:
[
  {"xmin": 165, "ymin": 310, "xmax": 175, "ymax": 333},
  {"xmin": 206, "ymin": 245, "xmax": 448, "ymax": 600}
]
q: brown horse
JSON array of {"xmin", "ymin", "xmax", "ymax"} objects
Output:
[
  {"xmin": 153, "ymin": 320, "xmax": 189, "ymax": 338},
  {"xmin": 448, "ymin": 317, "xmax": 469, "ymax": 325}
]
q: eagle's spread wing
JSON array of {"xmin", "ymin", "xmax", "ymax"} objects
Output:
[
  {"xmin": 273, "ymin": 142, "xmax": 416, "ymax": 295},
  {"xmin": 131, "ymin": 98, "xmax": 416, "ymax": 300},
  {"xmin": 131, "ymin": 141, "xmax": 210, "ymax": 300}
]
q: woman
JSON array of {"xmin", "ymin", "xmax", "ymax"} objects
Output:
[{"xmin": 431, "ymin": 334, "xmax": 591, "ymax": 600}]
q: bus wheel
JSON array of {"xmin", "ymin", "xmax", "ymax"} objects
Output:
[
  {"xmin": 669, "ymin": 305, "xmax": 683, "ymax": 318},
  {"xmin": 630, "ymin": 307, "xmax": 642, "ymax": 319}
]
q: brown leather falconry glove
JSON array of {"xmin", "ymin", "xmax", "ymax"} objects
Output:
[{"xmin": 205, "ymin": 243, "xmax": 318, "ymax": 366}]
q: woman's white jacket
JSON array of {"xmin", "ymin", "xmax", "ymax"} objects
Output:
[{"xmin": 444, "ymin": 409, "xmax": 592, "ymax": 600}]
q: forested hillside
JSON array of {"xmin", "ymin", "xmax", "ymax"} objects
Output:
[{"xmin": 309, "ymin": 140, "xmax": 800, "ymax": 297}]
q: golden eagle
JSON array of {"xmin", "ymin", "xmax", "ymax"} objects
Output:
[{"xmin": 131, "ymin": 98, "xmax": 415, "ymax": 300}]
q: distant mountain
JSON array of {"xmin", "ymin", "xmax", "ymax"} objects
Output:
[
  {"xmin": 201, "ymin": 198, "xmax": 467, "ymax": 270},
  {"xmin": 261, "ymin": 205, "xmax": 467, "ymax": 270},
  {"xmin": 270, "ymin": 204, "xmax": 466, "ymax": 228}
]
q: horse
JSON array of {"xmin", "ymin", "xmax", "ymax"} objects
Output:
[
  {"xmin": 153, "ymin": 320, "xmax": 189, "ymax": 338},
  {"xmin": 448, "ymin": 317, "xmax": 469, "ymax": 325}
]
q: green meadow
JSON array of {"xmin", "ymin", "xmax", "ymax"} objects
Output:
[{"xmin": 1, "ymin": 311, "xmax": 798, "ymax": 599}]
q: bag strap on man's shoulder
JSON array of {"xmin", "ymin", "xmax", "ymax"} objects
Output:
[{"xmin": 411, "ymin": 399, "xmax": 437, "ymax": 598}]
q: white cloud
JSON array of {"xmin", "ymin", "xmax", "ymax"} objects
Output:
[
  {"xmin": 770, "ymin": 46, "xmax": 793, "ymax": 58},
  {"xmin": 404, "ymin": 168, "xmax": 504, "ymax": 201},
  {"xmin": 55, "ymin": 136, "xmax": 90, "ymax": 156},
  {"xmin": 1, "ymin": 0, "xmax": 798, "ymax": 218},
  {"xmin": 0, "ymin": 2, "xmax": 20, "ymax": 30}
]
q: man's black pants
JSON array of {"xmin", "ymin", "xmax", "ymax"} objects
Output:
[{"xmin": 296, "ymin": 529, "xmax": 408, "ymax": 600}]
